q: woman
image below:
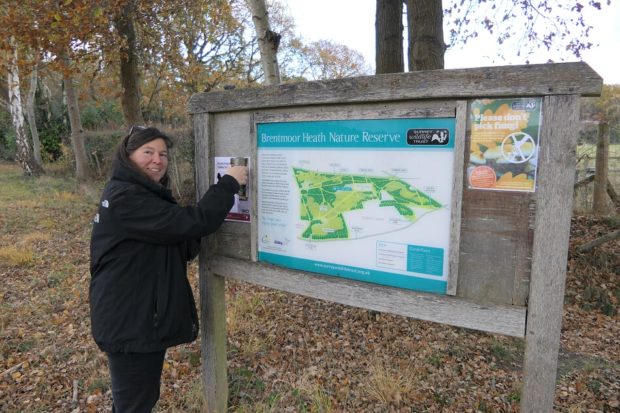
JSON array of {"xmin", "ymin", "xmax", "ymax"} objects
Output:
[{"xmin": 89, "ymin": 126, "xmax": 247, "ymax": 412}]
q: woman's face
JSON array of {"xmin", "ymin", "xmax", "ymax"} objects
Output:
[{"xmin": 129, "ymin": 138, "xmax": 169, "ymax": 183}]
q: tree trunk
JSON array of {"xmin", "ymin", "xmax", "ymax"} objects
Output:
[
  {"xmin": 592, "ymin": 121, "xmax": 609, "ymax": 215},
  {"xmin": 247, "ymin": 0, "xmax": 281, "ymax": 85},
  {"xmin": 6, "ymin": 38, "xmax": 43, "ymax": 176},
  {"xmin": 406, "ymin": 0, "xmax": 445, "ymax": 71},
  {"xmin": 63, "ymin": 71, "xmax": 91, "ymax": 184},
  {"xmin": 26, "ymin": 63, "xmax": 44, "ymax": 166},
  {"xmin": 114, "ymin": 0, "xmax": 144, "ymax": 126},
  {"xmin": 375, "ymin": 0, "xmax": 404, "ymax": 74}
]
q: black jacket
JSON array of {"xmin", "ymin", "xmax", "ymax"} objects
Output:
[{"xmin": 89, "ymin": 160, "xmax": 238, "ymax": 353}]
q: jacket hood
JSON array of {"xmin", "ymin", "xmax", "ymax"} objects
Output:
[{"xmin": 112, "ymin": 159, "xmax": 175, "ymax": 203}]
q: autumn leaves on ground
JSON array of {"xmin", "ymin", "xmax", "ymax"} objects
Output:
[{"xmin": 0, "ymin": 162, "xmax": 618, "ymax": 412}]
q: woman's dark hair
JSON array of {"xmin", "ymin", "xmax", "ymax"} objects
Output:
[{"xmin": 115, "ymin": 126, "xmax": 175, "ymax": 187}]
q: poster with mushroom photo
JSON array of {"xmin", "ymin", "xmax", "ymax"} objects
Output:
[{"xmin": 467, "ymin": 97, "xmax": 542, "ymax": 192}]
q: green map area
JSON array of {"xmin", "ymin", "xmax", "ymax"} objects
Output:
[{"xmin": 293, "ymin": 167, "xmax": 443, "ymax": 241}]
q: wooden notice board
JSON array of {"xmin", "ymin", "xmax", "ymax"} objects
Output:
[{"xmin": 188, "ymin": 62, "xmax": 602, "ymax": 413}]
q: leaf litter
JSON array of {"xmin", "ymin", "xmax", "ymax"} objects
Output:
[{"xmin": 0, "ymin": 164, "xmax": 617, "ymax": 412}]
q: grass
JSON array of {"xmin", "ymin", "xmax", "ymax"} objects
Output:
[
  {"xmin": 576, "ymin": 143, "xmax": 620, "ymax": 173},
  {"xmin": 361, "ymin": 358, "xmax": 416, "ymax": 406},
  {"xmin": 489, "ymin": 337, "xmax": 525, "ymax": 370},
  {"xmin": 155, "ymin": 377, "xmax": 206, "ymax": 413},
  {"xmin": 306, "ymin": 385, "xmax": 332, "ymax": 413},
  {"xmin": 0, "ymin": 245, "xmax": 35, "ymax": 266},
  {"xmin": 0, "ymin": 162, "xmax": 97, "ymax": 412},
  {"xmin": 577, "ymin": 142, "xmax": 620, "ymax": 157}
]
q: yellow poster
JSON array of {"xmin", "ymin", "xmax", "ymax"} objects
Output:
[{"xmin": 468, "ymin": 98, "xmax": 542, "ymax": 192}]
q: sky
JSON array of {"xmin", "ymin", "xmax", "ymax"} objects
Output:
[{"xmin": 284, "ymin": 0, "xmax": 620, "ymax": 85}]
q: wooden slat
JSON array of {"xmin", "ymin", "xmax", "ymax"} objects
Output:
[
  {"xmin": 456, "ymin": 101, "xmax": 534, "ymax": 306},
  {"xmin": 250, "ymin": 113, "xmax": 258, "ymax": 261},
  {"xmin": 212, "ymin": 255, "xmax": 526, "ymax": 338},
  {"xmin": 188, "ymin": 63, "xmax": 602, "ymax": 114},
  {"xmin": 194, "ymin": 113, "xmax": 229, "ymax": 413},
  {"xmin": 251, "ymin": 106, "xmax": 463, "ymax": 296},
  {"xmin": 457, "ymin": 190, "xmax": 534, "ymax": 305},
  {"xmin": 447, "ymin": 101, "xmax": 466, "ymax": 295},
  {"xmin": 521, "ymin": 95, "xmax": 580, "ymax": 412},
  {"xmin": 253, "ymin": 104, "xmax": 457, "ymax": 123}
]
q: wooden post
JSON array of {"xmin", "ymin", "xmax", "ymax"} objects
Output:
[
  {"xmin": 521, "ymin": 95, "xmax": 580, "ymax": 412},
  {"xmin": 593, "ymin": 121, "xmax": 610, "ymax": 214},
  {"xmin": 194, "ymin": 113, "xmax": 228, "ymax": 413},
  {"xmin": 582, "ymin": 155, "xmax": 591, "ymax": 210}
]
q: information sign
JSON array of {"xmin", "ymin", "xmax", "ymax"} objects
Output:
[
  {"xmin": 257, "ymin": 118, "xmax": 456, "ymax": 294},
  {"xmin": 468, "ymin": 98, "xmax": 543, "ymax": 192},
  {"xmin": 214, "ymin": 157, "xmax": 251, "ymax": 222}
]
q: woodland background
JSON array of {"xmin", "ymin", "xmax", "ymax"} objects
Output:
[{"xmin": 0, "ymin": 0, "xmax": 618, "ymax": 412}]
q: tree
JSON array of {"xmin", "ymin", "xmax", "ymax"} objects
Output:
[
  {"xmin": 246, "ymin": 0, "xmax": 281, "ymax": 85},
  {"xmin": 583, "ymin": 84, "xmax": 620, "ymax": 214},
  {"xmin": 596, "ymin": 85, "xmax": 620, "ymax": 143},
  {"xmin": 375, "ymin": 0, "xmax": 404, "ymax": 74},
  {"xmin": 0, "ymin": 0, "xmax": 113, "ymax": 181},
  {"xmin": 299, "ymin": 40, "xmax": 372, "ymax": 80},
  {"xmin": 4, "ymin": 38, "xmax": 44, "ymax": 176},
  {"xmin": 376, "ymin": 0, "xmax": 611, "ymax": 74},
  {"xmin": 406, "ymin": 0, "xmax": 445, "ymax": 71},
  {"xmin": 236, "ymin": 0, "xmax": 305, "ymax": 84},
  {"xmin": 592, "ymin": 121, "xmax": 610, "ymax": 215},
  {"xmin": 114, "ymin": 0, "xmax": 144, "ymax": 126},
  {"xmin": 151, "ymin": 0, "xmax": 247, "ymax": 93},
  {"xmin": 25, "ymin": 61, "xmax": 43, "ymax": 165},
  {"xmin": 62, "ymin": 52, "xmax": 91, "ymax": 184},
  {"xmin": 444, "ymin": 1, "xmax": 609, "ymax": 62}
]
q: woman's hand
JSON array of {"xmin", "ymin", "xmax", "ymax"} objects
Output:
[{"xmin": 224, "ymin": 165, "xmax": 248, "ymax": 185}]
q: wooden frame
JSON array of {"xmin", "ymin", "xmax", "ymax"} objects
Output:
[
  {"xmin": 190, "ymin": 62, "xmax": 602, "ymax": 413},
  {"xmin": 251, "ymin": 106, "xmax": 465, "ymax": 295}
]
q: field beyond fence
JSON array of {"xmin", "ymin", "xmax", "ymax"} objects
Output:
[{"xmin": 574, "ymin": 144, "xmax": 620, "ymax": 212}]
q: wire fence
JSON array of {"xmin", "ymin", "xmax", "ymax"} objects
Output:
[{"xmin": 573, "ymin": 154, "xmax": 620, "ymax": 212}]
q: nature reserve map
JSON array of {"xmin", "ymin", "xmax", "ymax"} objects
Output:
[{"xmin": 293, "ymin": 167, "xmax": 442, "ymax": 241}]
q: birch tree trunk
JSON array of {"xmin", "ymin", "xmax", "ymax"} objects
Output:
[
  {"xmin": 63, "ymin": 68, "xmax": 91, "ymax": 183},
  {"xmin": 406, "ymin": 0, "xmax": 446, "ymax": 71},
  {"xmin": 247, "ymin": 0, "xmax": 281, "ymax": 85},
  {"xmin": 6, "ymin": 38, "xmax": 43, "ymax": 176},
  {"xmin": 375, "ymin": 0, "xmax": 404, "ymax": 74},
  {"xmin": 26, "ymin": 63, "xmax": 43, "ymax": 166}
]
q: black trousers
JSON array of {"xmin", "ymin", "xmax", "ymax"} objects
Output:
[{"xmin": 107, "ymin": 350, "xmax": 166, "ymax": 413}]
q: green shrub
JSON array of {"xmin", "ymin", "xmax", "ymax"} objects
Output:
[
  {"xmin": 38, "ymin": 119, "xmax": 67, "ymax": 161},
  {"xmin": 84, "ymin": 130, "xmax": 124, "ymax": 177},
  {"xmin": 81, "ymin": 101, "xmax": 124, "ymax": 130},
  {"xmin": 0, "ymin": 129, "xmax": 16, "ymax": 161},
  {"xmin": 0, "ymin": 111, "xmax": 16, "ymax": 160}
]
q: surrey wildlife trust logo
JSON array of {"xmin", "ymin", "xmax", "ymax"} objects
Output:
[{"xmin": 407, "ymin": 129, "xmax": 450, "ymax": 146}]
